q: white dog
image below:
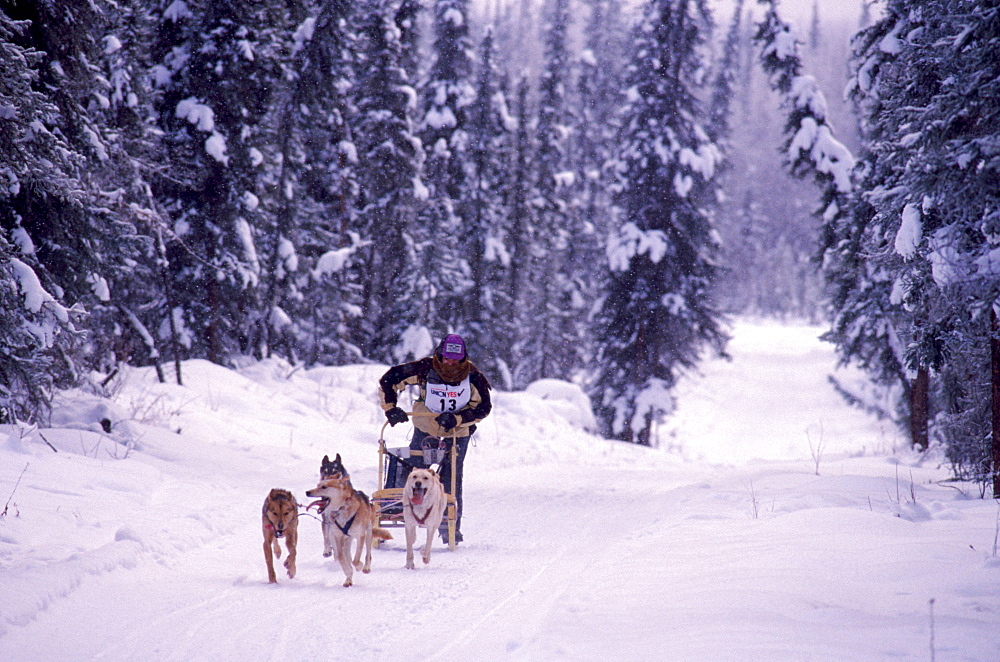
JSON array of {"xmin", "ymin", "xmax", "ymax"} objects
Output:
[{"xmin": 403, "ymin": 468, "xmax": 448, "ymax": 569}]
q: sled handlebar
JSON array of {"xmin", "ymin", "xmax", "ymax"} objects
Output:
[{"xmin": 379, "ymin": 411, "xmax": 459, "ymax": 439}]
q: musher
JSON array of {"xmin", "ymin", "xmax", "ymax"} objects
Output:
[{"xmin": 378, "ymin": 334, "xmax": 492, "ymax": 543}]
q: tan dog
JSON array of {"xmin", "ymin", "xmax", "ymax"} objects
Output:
[
  {"xmin": 306, "ymin": 476, "xmax": 392, "ymax": 587},
  {"xmin": 403, "ymin": 468, "xmax": 447, "ymax": 569},
  {"xmin": 262, "ymin": 488, "xmax": 299, "ymax": 584}
]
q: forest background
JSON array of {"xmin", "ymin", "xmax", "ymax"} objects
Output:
[{"xmin": 2, "ymin": 0, "xmax": 998, "ymax": 495}]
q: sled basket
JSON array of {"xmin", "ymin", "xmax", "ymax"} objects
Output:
[{"xmin": 373, "ymin": 416, "xmax": 458, "ymax": 550}]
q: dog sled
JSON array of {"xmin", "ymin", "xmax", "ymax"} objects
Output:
[{"xmin": 371, "ymin": 412, "xmax": 459, "ymax": 551}]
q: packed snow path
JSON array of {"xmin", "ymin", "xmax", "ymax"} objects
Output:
[{"xmin": 1, "ymin": 321, "xmax": 998, "ymax": 660}]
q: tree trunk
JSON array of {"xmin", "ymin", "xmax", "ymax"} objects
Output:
[
  {"xmin": 155, "ymin": 225, "xmax": 183, "ymax": 386},
  {"xmin": 122, "ymin": 306, "xmax": 165, "ymax": 384},
  {"xmin": 910, "ymin": 366, "xmax": 929, "ymax": 451},
  {"xmin": 991, "ymin": 308, "xmax": 1000, "ymax": 499}
]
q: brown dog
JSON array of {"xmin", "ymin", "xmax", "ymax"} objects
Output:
[
  {"xmin": 306, "ymin": 476, "xmax": 392, "ymax": 587},
  {"xmin": 262, "ymin": 488, "xmax": 299, "ymax": 584}
]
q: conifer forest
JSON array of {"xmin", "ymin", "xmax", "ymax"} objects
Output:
[{"xmin": 1, "ymin": 0, "xmax": 998, "ymax": 495}]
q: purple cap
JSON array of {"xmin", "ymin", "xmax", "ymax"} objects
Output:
[{"xmin": 440, "ymin": 334, "xmax": 466, "ymax": 361}]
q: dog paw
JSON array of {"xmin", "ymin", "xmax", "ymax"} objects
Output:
[
  {"xmin": 422, "ymin": 556, "xmax": 430, "ymax": 565},
  {"xmin": 343, "ymin": 579, "xmax": 353, "ymax": 587},
  {"xmin": 405, "ymin": 561, "xmax": 415, "ymax": 570},
  {"xmin": 323, "ymin": 551, "xmax": 332, "ymax": 558}
]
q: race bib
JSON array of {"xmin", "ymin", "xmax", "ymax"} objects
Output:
[{"xmin": 426, "ymin": 377, "xmax": 471, "ymax": 413}]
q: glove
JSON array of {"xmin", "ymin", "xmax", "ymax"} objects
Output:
[
  {"xmin": 435, "ymin": 411, "xmax": 458, "ymax": 431},
  {"xmin": 385, "ymin": 406, "xmax": 408, "ymax": 426}
]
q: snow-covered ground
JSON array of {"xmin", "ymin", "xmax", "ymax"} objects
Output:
[{"xmin": 1, "ymin": 319, "xmax": 998, "ymax": 661}]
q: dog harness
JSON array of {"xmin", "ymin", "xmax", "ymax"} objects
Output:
[
  {"xmin": 406, "ymin": 502, "xmax": 434, "ymax": 525},
  {"xmin": 332, "ymin": 508, "xmax": 357, "ymax": 535}
]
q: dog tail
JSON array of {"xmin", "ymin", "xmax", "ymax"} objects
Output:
[{"xmin": 373, "ymin": 527, "xmax": 393, "ymax": 541}]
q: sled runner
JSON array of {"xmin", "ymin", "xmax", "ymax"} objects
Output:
[{"xmin": 371, "ymin": 412, "xmax": 459, "ymax": 551}]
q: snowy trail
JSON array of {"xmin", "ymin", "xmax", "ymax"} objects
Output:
[
  {"xmin": 2, "ymin": 321, "xmax": 999, "ymax": 661},
  {"xmin": 7, "ymin": 457, "xmax": 989, "ymax": 662}
]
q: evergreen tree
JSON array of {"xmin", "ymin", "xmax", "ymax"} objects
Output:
[
  {"xmin": 0, "ymin": 11, "xmax": 83, "ymax": 422},
  {"xmin": 90, "ymin": 0, "xmax": 173, "ymax": 379},
  {"xmin": 258, "ymin": 0, "xmax": 361, "ymax": 366},
  {"xmin": 590, "ymin": 0, "xmax": 727, "ymax": 445},
  {"xmin": 916, "ymin": 1, "xmax": 1000, "ymax": 495},
  {"xmin": 808, "ymin": 0, "xmax": 821, "ymax": 51},
  {"xmin": 1, "ymin": 0, "xmax": 151, "ymax": 400},
  {"xmin": 415, "ymin": 0, "xmax": 475, "ymax": 337},
  {"xmin": 515, "ymin": 0, "xmax": 581, "ymax": 385},
  {"xmin": 706, "ymin": 0, "xmax": 744, "ymax": 146},
  {"xmin": 576, "ymin": 0, "xmax": 628, "ymax": 240},
  {"xmin": 505, "ymin": 76, "xmax": 536, "ymax": 389},
  {"xmin": 354, "ymin": 0, "xmax": 426, "ymax": 363},
  {"xmin": 754, "ymin": 0, "xmax": 861, "ymax": 373},
  {"xmin": 465, "ymin": 28, "xmax": 517, "ymax": 380},
  {"xmin": 848, "ymin": 0, "xmax": 1000, "ymax": 492},
  {"xmin": 150, "ymin": 0, "xmax": 287, "ymax": 365},
  {"xmin": 395, "ymin": 0, "xmax": 422, "ymax": 85},
  {"xmin": 572, "ymin": 0, "xmax": 630, "ymax": 389},
  {"xmin": 833, "ymin": 0, "xmax": 930, "ymax": 448}
]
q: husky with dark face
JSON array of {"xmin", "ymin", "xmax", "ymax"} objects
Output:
[
  {"xmin": 320, "ymin": 453, "xmax": 349, "ymax": 479},
  {"xmin": 262, "ymin": 488, "xmax": 298, "ymax": 584},
  {"xmin": 318, "ymin": 454, "xmax": 350, "ymax": 553}
]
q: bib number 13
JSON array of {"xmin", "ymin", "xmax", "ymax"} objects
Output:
[{"xmin": 427, "ymin": 378, "xmax": 471, "ymax": 413}]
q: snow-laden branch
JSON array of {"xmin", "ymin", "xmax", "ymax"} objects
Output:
[
  {"xmin": 755, "ymin": 1, "xmax": 855, "ymax": 205},
  {"xmin": 607, "ymin": 222, "xmax": 671, "ymax": 272}
]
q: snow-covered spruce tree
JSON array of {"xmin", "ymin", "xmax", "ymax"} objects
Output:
[
  {"xmin": 505, "ymin": 75, "xmax": 537, "ymax": 389},
  {"xmin": 571, "ymin": 0, "xmax": 631, "ymax": 390},
  {"xmin": 395, "ymin": 0, "xmax": 422, "ymax": 88},
  {"xmin": 293, "ymin": 1, "xmax": 364, "ymax": 367},
  {"xmin": 850, "ymin": 0, "xmax": 1000, "ymax": 493},
  {"xmin": 88, "ymin": 0, "xmax": 176, "ymax": 380},
  {"xmin": 808, "ymin": 0, "xmax": 821, "ymax": 51},
  {"xmin": 255, "ymin": 0, "xmax": 362, "ymax": 367},
  {"xmin": 514, "ymin": 0, "xmax": 584, "ymax": 386},
  {"xmin": 566, "ymin": 0, "xmax": 628, "ymax": 394},
  {"xmin": 353, "ymin": 0, "xmax": 426, "ymax": 364},
  {"xmin": 835, "ymin": 0, "xmax": 937, "ymax": 449},
  {"xmin": 756, "ymin": 3, "xmax": 891, "ymax": 419},
  {"xmin": 706, "ymin": 0, "xmax": 745, "ymax": 147},
  {"xmin": 921, "ymin": 1, "xmax": 1000, "ymax": 496},
  {"xmin": 0, "ymin": 234, "xmax": 78, "ymax": 425},
  {"xmin": 414, "ymin": 0, "xmax": 475, "ymax": 339},
  {"xmin": 590, "ymin": 0, "xmax": 728, "ymax": 445},
  {"xmin": 576, "ymin": 0, "xmax": 629, "ymax": 243},
  {"xmin": 150, "ymin": 0, "xmax": 287, "ymax": 365},
  {"xmin": 1, "ymin": 1, "xmax": 150, "ymax": 392},
  {"xmin": 0, "ymin": 12, "xmax": 84, "ymax": 422},
  {"xmin": 754, "ymin": 0, "xmax": 856, "ymax": 284},
  {"xmin": 464, "ymin": 27, "xmax": 518, "ymax": 381}
]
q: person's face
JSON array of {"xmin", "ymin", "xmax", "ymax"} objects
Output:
[{"xmin": 442, "ymin": 357, "xmax": 459, "ymax": 365}]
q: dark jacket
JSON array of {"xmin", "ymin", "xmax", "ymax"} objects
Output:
[{"xmin": 379, "ymin": 357, "xmax": 492, "ymax": 438}]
